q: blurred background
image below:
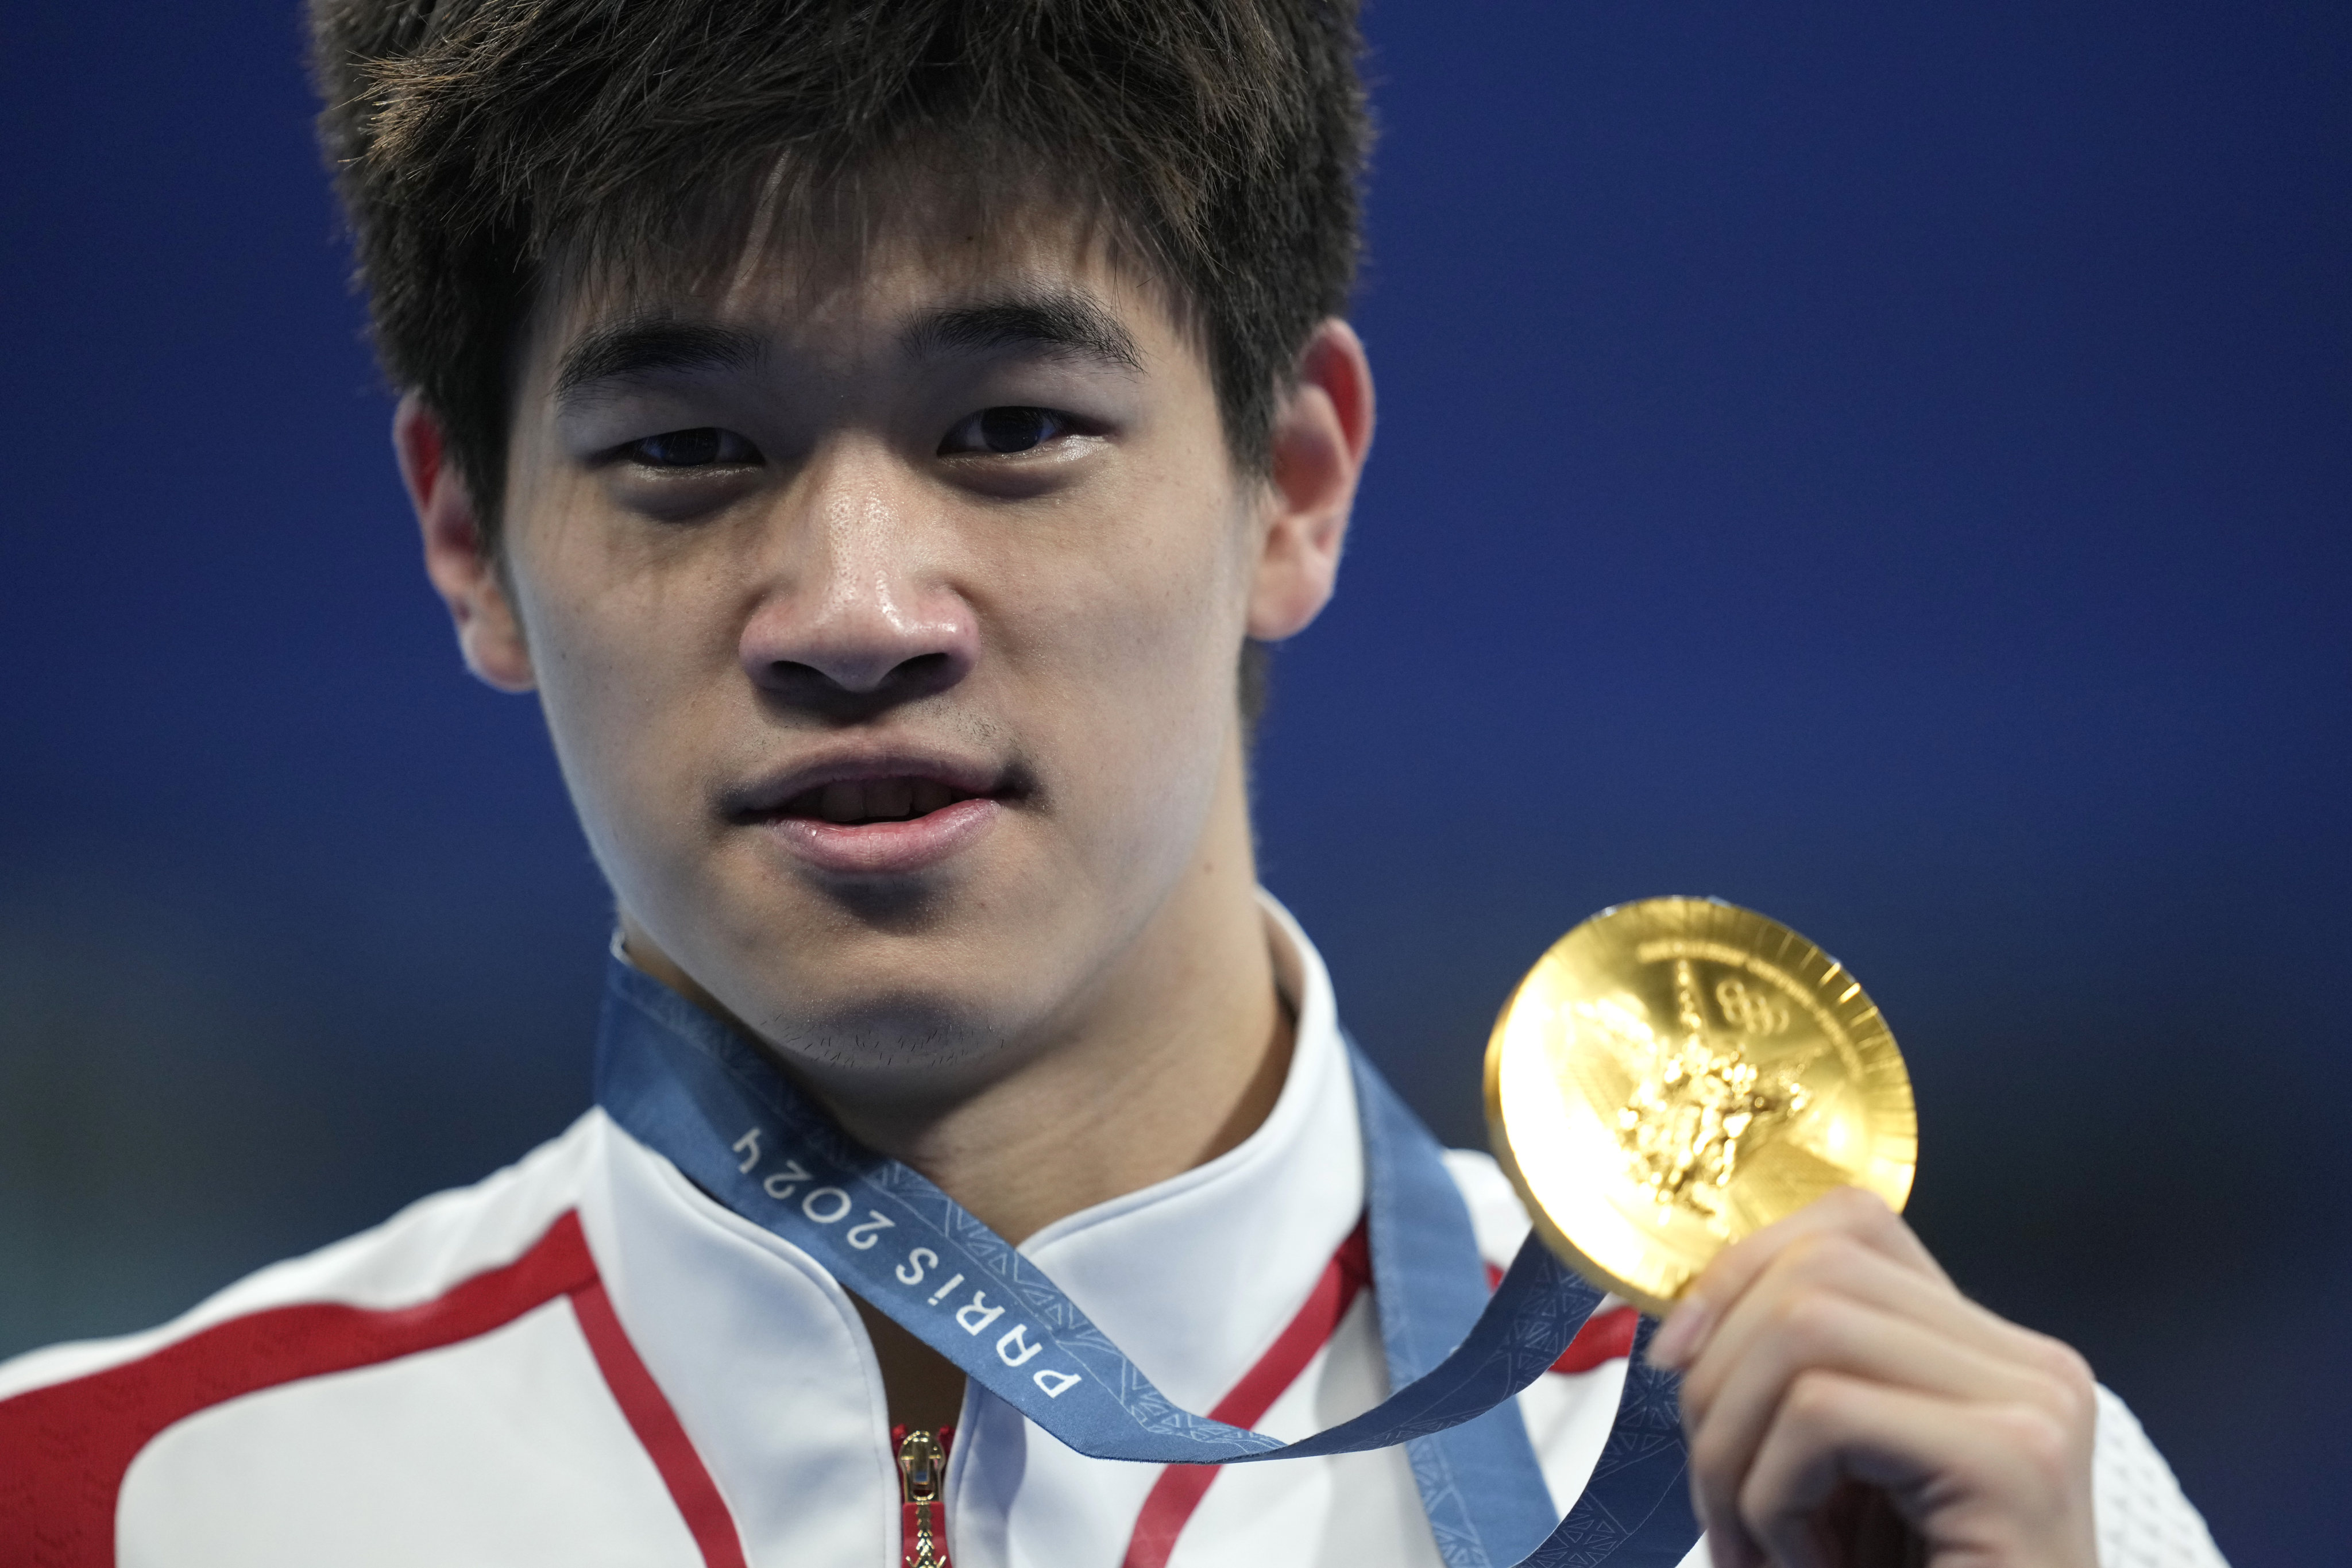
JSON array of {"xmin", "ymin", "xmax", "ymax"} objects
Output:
[{"xmin": 2, "ymin": 1, "xmax": 2343, "ymax": 1558}]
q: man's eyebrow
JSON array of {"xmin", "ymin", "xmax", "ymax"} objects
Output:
[
  {"xmin": 552, "ymin": 317, "xmax": 766, "ymax": 405},
  {"xmin": 901, "ymin": 291, "xmax": 1143, "ymax": 373}
]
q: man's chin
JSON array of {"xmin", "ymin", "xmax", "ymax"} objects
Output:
[{"xmin": 737, "ymin": 990, "xmax": 1040, "ymax": 1102}]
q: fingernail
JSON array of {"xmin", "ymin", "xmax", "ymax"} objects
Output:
[{"xmin": 1646, "ymin": 1300, "xmax": 1710, "ymax": 1369}]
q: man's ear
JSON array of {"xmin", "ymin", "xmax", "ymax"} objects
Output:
[
  {"xmin": 1248, "ymin": 318, "xmax": 1375, "ymax": 642},
  {"xmin": 394, "ymin": 393, "xmax": 535, "ymax": 693}
]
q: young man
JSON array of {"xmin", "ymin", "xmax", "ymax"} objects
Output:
[{"xmin": 0, "ymin": 3, "xmax": 2226, "ymax": 1565}]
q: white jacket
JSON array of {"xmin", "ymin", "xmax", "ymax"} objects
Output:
[{"xmin": 0, "ymin": 900, "xmax": 2222, "ymax": 1568}]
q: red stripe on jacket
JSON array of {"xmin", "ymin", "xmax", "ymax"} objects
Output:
[
  {"xmin": 1120, "ymin": 1218, "xmax": 1376, "ymax": 1568},
  {"xmin": 0, "ymin": 1211, "xmax": 745, "ymax": 1568}
]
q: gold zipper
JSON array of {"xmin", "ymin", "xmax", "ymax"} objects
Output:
[{"xmin": 897, "ymin": 1427, "xmax": 947, "ymax": 1568}]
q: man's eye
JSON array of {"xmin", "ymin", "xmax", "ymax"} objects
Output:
[
  {"xmin": 940, "ymin": 406, "xmax": 1074, "ymax": 456},
  {"xmin": 621, "ymin": 427, "xmax": 760, "ymax": 468}
]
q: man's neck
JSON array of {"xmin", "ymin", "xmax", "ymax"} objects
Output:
[
  {"xmin": 829, "ymin": 957, "xmax": 1293, "ymax": 1246},
  {"xmin": 623, "ymin": 748, "xmax": 1296, "ymax": 1246}
]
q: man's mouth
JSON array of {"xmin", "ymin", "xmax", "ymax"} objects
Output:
[
  {"xmin": 774, "ymin": 777, "xmax": 980, "ymax": 827},
  {"xmin": 726, "ymin": 756, "xmax": 1017, "ymax": 875}
]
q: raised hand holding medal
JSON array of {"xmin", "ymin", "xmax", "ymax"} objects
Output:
[{"xmin": 1487, "ymin": 898, "xmax": 2098, "ymax": 1568}]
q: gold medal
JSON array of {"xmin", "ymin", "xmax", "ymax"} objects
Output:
[{"xmin": 1484, "ymin": 897, "xmax": 1916, "ymax": 1315}]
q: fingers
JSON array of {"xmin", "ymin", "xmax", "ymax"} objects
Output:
[
  {"xmin": 1650, "ymin": 1187, "xmax": 1941, "ymax": 1372},
  {"xmin": 1686, "ymin": 1285, "xmax": 2046, "ymax": 1547},
  {"xmin": 1647, "ymin": 1187, "xmax": 2100, "ymax": 1568},
  {"xmin": 1680, "ymin": 1223, "xmax": 2069, "ymax": 1429},
  {"xmin": 1735, "ymin": 1372, "xmax": 2096, "ymax": 1568}
]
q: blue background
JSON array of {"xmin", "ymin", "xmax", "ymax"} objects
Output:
[{"xmin": 3, "ymin": 3, "xmax": 2344, "ymax": 1559}]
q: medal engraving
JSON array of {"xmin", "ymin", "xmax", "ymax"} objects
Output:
[
  {"xmin": 1486, "ymin": 898, "xmax": 1916, "ymax": 1314},
  {"xmin": 1613, "ymin": 960, "xmax": 1814, "ymax": 1231}
]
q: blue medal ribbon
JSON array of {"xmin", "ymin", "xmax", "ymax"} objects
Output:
[{"xmin": 594, "ymin": 959, "xmax": 1698, "ymax": 1567}]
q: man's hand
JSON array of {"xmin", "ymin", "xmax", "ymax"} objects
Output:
[{"xmin": 1646, "ymin": 1187, "xmax": 2100, "ymax": 1568}]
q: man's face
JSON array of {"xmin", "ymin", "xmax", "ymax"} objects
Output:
[{"xmin": 486, "ymin": 206, "xmax": 1300, "ymax": 1090}]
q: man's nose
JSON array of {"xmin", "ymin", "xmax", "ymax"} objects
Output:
[{"xmin": 738, "ymin": 468, "xmax": 976, "ymax": 709}]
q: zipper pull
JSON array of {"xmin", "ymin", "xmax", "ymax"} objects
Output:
[
  {"xmin": 896, "ymin": 1427, "xmax": 949, "ymax": 1568},
  {"xmin": 897, "ymin": 1426, "xmax": 944, "ymax": 1504}
]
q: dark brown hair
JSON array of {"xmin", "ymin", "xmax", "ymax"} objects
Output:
[{"xmin": 308, "ymin": 0, "xmax": 1372, "ymax": 534}]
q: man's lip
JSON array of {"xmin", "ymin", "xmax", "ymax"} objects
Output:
[
  {"xmin": 721, "ymin": 749, "xmax": 1022, "ymax": 877},
  {"xmin": 756, "ymin": 795, "xmax": 1002, "ymax": 876},
  {"xmin": 720, "ymin": 751, "xmax": 1011, "ymax": 822}
]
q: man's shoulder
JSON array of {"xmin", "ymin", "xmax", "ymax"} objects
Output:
[
  {"xmin": 0, "ymin": 1110, "xmax": 605, "ymax": 1404},
  {"xmin": 0, "ymin": 1110, "xmax": 747, "ymax": 1567}
]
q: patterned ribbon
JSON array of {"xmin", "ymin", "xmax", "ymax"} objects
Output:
[{"xmin": 594, "ymin": 959, "xmax": 1699, "ymax": 1566}]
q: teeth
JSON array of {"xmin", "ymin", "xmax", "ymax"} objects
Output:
[
  {"xmin": 819, "ymin": 781, "xmax": 865, "ymax": 824},
  {"xmin": 805, "ymin": 777, "xmax": 963, "ymax": 824}
]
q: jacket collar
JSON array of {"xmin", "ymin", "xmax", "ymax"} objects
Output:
[{"xmin": 578, "ymin": 891, "xmax": 1365, "ymax": 1555}]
